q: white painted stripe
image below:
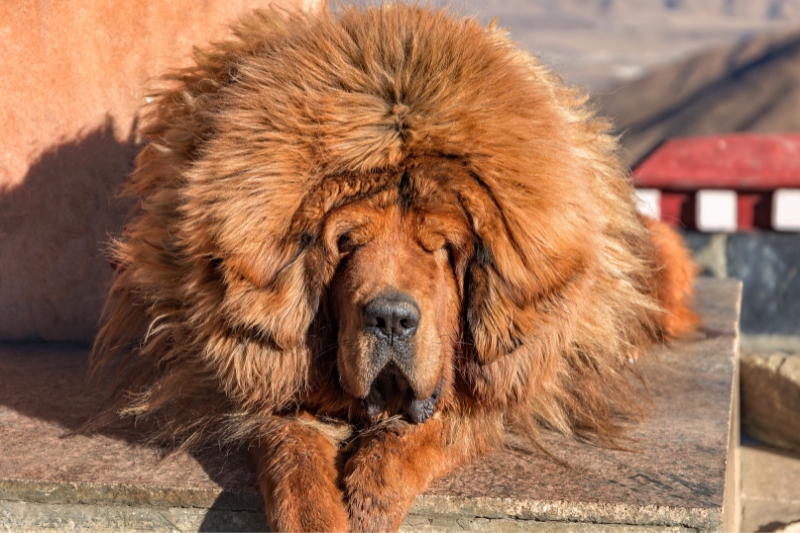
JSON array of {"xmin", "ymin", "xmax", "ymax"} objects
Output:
[
  {"xmin": 773, "ymin": 189, "xmax": 800, "ymax": 231},
  {"xmin": 696, "ymin": 189, "xmax": 737, "ymax": 233},
  {"xmin": 634, "ymin": 188, "xmax": 661, "ymax": 220}
]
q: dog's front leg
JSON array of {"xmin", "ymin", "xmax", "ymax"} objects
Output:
[
  {"xmin": 343, "ymin": 415, "xmax": 467, "ymax": 532},
  {"xmin": 252, "ymin": 415, "xmax": 349, "ymax": 532}
]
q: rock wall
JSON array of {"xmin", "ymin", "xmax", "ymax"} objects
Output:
[
  {"xmin": 0, "ymin": 0, "xmax": 312, "ymax": 341},
  {"xmin": 684, "ymin": 231, "xmax": 800, "ymax": 336}
]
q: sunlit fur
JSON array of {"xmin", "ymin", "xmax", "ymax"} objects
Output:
[{"xmin": 92, "ymin": 4, "xmax": 697, "ymax": 531}]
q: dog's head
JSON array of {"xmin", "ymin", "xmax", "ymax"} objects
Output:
[
  {"xmin": 206, "ymin": 144, "xmax": 594, "ymax": 424},
  {"xmin": 322, "ymin": 163, "xmax": 473, "ymax": 423},
  {"xmin": 102, "ymin": 5, "xmax": 623, "ymax": 428}
]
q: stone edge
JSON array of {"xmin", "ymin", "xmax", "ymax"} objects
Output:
[
  {"xmin": 723, "ymin": 280, "xmax": 743, "ymax": 533},
  {"xmin": 0, "ymin": 479, "xmax": 723, "ymax": 531},
  {"xmin": 0, "ymin": 478, "xmax": 257, "ymax": 512},
  {"xmin": 407, "ymin": 495, "xmax": 722, "ymax": 532}
]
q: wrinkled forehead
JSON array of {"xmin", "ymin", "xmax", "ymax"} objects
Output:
[{"xmin": 320, "ymin": 159, "xmax": 474, "ymax": 246}]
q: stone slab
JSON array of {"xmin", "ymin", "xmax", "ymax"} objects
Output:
[
  {"xmin": 741, "ymin": 441, "xmax": 800, "ymax": 532},
  {"xmin": 0, "ymin": 279, "xmax": 741, "ymax": 532},
  {"xmin": 741, "ymin": 352, "xmax": 800, "ymax": 453}
]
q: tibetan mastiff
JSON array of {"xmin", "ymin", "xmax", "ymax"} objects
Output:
[{"xmin": 93, "ymin": 4, "xmax": 697, "ymax": 531}]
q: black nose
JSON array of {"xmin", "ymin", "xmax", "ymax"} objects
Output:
[{"xmin": 362, "ymin": 295, "xmax": 420, "ymax": 343}]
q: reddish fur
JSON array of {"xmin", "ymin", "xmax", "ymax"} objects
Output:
[
  {"xmin": 643, "ymin": 217, "xmax": 700, "ymax": 337},
  {"xmin": 91, "ymin": 5, "xmax": 698, "ymax": 531}
]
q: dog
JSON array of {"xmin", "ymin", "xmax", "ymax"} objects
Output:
[{"xmin": 92, "ymin": 4, "xmax": 697, "ymax": 531}]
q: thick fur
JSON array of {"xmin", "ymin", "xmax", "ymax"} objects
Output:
[{"xmin": 93, "ymin": 5, "xmax": 698, "ymax": 532}]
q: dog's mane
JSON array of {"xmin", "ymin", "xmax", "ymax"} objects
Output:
[{"xmin": 92, "ymin": 4, "xmax": 664, "ymax": 449}]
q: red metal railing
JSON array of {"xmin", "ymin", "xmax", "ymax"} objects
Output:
[{"xmin": 632, "ymin": 133, "xmax": 800, "ymax": 232}]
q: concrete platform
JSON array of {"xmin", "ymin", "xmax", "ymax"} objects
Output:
[
  {"xmin": 0, "ymin": 279, "xmax": 741, "ymax": 532},
  {"xmin": 742, "ymin": 440, "xmax": 800, "ymax": 532}
]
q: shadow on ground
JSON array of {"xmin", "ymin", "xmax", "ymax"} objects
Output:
[{"xmin": 0, "ymin": 125, "xmax": 260, "ymax": 530}]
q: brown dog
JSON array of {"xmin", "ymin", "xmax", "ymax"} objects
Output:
[{"xmin": 93, "ymin": 5, "xmax": 697, "ymax": 531}]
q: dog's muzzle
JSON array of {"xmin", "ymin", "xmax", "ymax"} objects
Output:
[{"xmin": 360, "ymin": 294, "xmax": 441, "ymax": 423}]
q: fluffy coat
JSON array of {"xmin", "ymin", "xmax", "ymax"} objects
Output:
[{"xmin": 93, "ymin": 4, "xmax": 697, "ymax": 531}]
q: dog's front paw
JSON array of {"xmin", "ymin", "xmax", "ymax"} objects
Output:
[
  {"xmin": 343, "ymin": 421, "xmax": 447, "ymax": 532},
  {"xmin": 344, "ymin": 437, "xmax": 404, "ymax": 532},
  {"xmin": 254, "ymin": 421, "xmax": 350, "ymax": 532}
]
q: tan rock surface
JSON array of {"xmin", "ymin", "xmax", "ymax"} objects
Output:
[
  {"xmin": 742, "ymin": 352, "xmax": 800, "ymax": 453},
  {"xmin": 741, "ymin": 443, "xmax": 800, "ymax": 532},
  {"xmin": 0, "ymin": 0, "xmax": 311, "ymax": 341}
]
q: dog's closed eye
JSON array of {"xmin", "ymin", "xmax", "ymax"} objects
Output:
[{"xmin": 337, "ymin": 232, "xmax": 356, "ymax": 255}]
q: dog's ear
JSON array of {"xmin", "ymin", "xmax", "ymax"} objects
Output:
[
  {"xmin": 458, "ymin": 176, "xmax": 595, "ymax": 366},
  {"xmin": 466, "ymin": 245, "xmax": 590, "ymax": 366},
  {"xmin": 217, "ymin": 243, "xmax": 324, "ymax": 350},
  {"xmin": 200, "ymin": 169, "xmax": 392, "ymax": 351}
]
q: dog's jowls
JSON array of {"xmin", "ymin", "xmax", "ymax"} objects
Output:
[{"xmin": 91, "ymin": 5, "xmax": 698, "ymax": 531}]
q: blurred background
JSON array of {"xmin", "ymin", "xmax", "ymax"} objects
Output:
[{"xmin": 440, "ymin": 0, "xmax": 800, "ymax": 163}]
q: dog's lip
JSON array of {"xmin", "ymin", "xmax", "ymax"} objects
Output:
[
  {"xmin": 362, "ymin": 366, "xmax": 443, "ymax": 424},
  {"xmin": 362, "ymin": 364, "xmax": 405, "ymax": 418},
  {"xmin": 407, "ymin": 379, "xmax": 442, "ymax": 424}
]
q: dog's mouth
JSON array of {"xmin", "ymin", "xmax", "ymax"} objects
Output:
[{"xmin": 362, "ymin": 362, "xmax": 442, "ymax": 424}]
